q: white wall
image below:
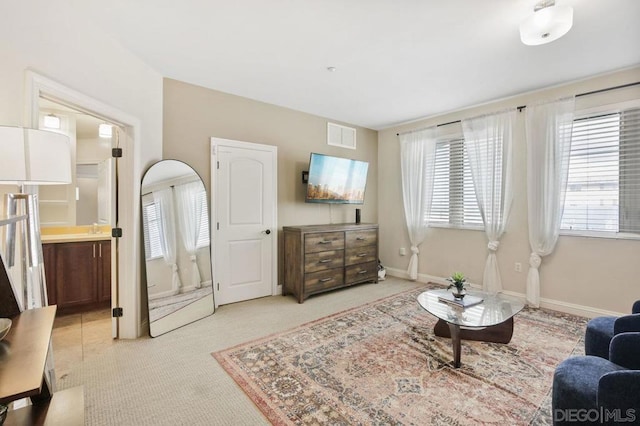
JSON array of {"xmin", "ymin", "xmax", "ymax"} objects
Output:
[
  {"xmin": 379, "ymin": 67, "xmax": 640, "ymax": 317},
  {"xmin": 0, "ymin": 0, "xmax": 163, "ymax": 337}
]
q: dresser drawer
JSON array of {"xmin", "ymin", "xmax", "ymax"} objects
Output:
[
  {"xmin": 345, "ymin": 229, "xmax": 377, "ymax": 248},
  {"xmin": 304, "ymin": 250, "xmax": 344, "ymax": 273},
  {"xmin": 345, "ymin": 245, "xmax": 377, "ymax": 266},
  {"xmin": 305, "ymin": 232, "xmax": 344, "ymax": 253},
  {"xmin": 346, "ymin": 261, "xmax": 378, "ymax": 284},
  {"xmin": 305, "ymin": 269, "xmax": 344, "ymax": 294}
]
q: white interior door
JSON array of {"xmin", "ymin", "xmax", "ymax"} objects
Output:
[{"xmin": 212, "ymin": 138, "xmax": 277, "ymax": 305}]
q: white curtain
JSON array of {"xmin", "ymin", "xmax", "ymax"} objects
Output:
[
  {"xmin": 525, "ymin": 97, "xmax": 575, "ymax": 307},
  {"xmin": 399, "ymin": 127, "xmax": 438, "ymax": 280},
  {"xmin": 462, "ymin": 109, "xmax": 516, "ymax": 293},
  {"xmin": 175, "ymin": 181, "xmax": 204, "ymax": 289},
  {"xmin": 152, "ymin": 188, "xmax": 182, "ymax": 294}
]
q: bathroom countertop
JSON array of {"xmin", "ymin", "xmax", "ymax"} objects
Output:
[
  {"xmin": 41, "ymin": 225, "xmax": 112, "ymax": 243},
  {"xmin": 41, "ymin": 233, "xmax": 111, "ymax": 244}
]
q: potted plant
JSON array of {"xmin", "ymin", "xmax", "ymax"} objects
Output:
[{"xmin": 446, "ymin": 272, "xmax": 467, "ymax": 299}]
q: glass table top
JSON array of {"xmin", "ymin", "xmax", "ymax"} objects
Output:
[{"xmin": 417, "ymin": 289, "xmax": 525, "ymax": 328}]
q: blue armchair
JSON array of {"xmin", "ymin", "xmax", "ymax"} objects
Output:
[
  {"xmin": 584, "ymin": 300, "xmax": 640, "ymax": 359},
  {"xmin": 552, "ymin": 332, "xmax": 640, "ymax": 425}
]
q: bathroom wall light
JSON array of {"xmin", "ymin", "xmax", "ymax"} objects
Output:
[
  {"xmin": 43, "ymin": 114, "xmax": 60, "ymax": 129},
  {"xmin": 520, "ymin": 0, "xmax": 573, "ymax": 46},
  {"xmin": 99, "ymin": 123, "xmax": 113, "ymax": 138}
]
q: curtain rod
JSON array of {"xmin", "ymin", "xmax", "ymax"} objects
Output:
[{"xmin": 396, "ymin": 81, "xmax": 640, "ymax": 136}]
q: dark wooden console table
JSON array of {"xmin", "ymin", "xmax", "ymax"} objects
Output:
[{"xmin": 0, "ymin": 305, "xmax": 84, "ymax": 425}]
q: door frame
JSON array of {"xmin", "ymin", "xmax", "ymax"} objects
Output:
[
  {"xmin": 25, "ymin": 70, "xmax": 142, "ymax": 339},
  {"xmin": 210, "ymin": 137, "xmax": 278, "ymax": 308}
]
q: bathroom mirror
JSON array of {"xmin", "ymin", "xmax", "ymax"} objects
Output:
[{"xmin": 141, "ymin": 160, "xmax": 214, "ymax": 337}]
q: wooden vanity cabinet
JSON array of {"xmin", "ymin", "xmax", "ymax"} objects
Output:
[
  {"xmin": 283, "ymin": 223, "xmax": 378, "ymax": 303},
  {"xmin": 55, "ymin": 241, "xmax": 98, "ymax": 309},
  {"xmin": 43, "ymin": 240, "xmax": 111, "ymax": 313}
]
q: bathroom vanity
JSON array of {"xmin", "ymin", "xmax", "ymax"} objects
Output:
[{"xmin": 42, "ymin": 231, "xmax": 111, "ymax": 314}]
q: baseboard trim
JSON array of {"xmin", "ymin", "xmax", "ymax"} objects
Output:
[
  {"xmin": 385, "ymin": 267, "xmax": 448, "ymax": 287},
  {"xmin": 537, "ymin": 298, "xmax": 623, "ymax": 318},
  {"xmin": 385, "ymin": 267, "xmax": 623, "ymax": 318}
]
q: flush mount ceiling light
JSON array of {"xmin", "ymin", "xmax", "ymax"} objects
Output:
[
  {"xmin": 43, "ymin": 113, "xmax": 60, "ymax": 129},
  {"xmin": 520, "ymin": 0, "xmax": 573, "ymax": 46},
  {"xmin": 98, "ymin": 123, "xmax": 113, "ymax": 138}
]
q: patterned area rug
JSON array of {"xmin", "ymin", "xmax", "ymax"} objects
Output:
[{"xmin": 213, "ymin": 285, "xmax": 586, "ymax": 425}]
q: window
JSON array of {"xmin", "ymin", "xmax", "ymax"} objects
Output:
[
  {"xmin": 429, "ymin": 138, "xmax": 483, "ymax": 227},
  {"xmin": 195, "ymin": 188, "xmax": 210, "ymax": 248},
  {"xmin": 561, "ymin": 108, "xmax": 640, "ymax": 234},
  {"xmin": 142, "ymin": 200, "xmax": 165, "ymax": 260}
]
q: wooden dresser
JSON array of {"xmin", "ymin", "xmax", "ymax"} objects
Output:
[{"xmin": 283, "ymin": 223, "xmax": 379, "ymax": 303}]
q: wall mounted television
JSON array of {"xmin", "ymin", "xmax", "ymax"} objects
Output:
[{"xmin": 305, "ymin": 153, "xmax": 368, "ymax": 204}]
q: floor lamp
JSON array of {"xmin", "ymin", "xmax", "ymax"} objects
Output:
[{"xmin": 0, "ymin": 126, "xmax": 71, "ymax": 311}]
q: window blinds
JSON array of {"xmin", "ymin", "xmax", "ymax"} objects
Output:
[
  {"xmin": 195, "ymin": 189, "xmax": 210, "ymax": 248},
  {"xmin": 142, "ymin": 201, "xmax": 165, "ymax": 259},
  {"xmin": 430, "ymin": 138, "xmax": 483, "ymax": 227},
  {"xmin": 561, "ymin": 108, "xmax": 640, "ymax": 234}
]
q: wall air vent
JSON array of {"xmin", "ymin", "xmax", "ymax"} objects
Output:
[{"xmin": 327, "ymin": 122, "xmax": 356, "ymax": 150}]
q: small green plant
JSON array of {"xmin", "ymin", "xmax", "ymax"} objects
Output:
[{"xmin": 446, "ymin": 272, "xmax": 467, "ymax": 293}]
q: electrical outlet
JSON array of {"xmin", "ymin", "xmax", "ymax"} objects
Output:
[
  {"xmin": 399, "ymin": 247, "xmax": 406, "ymax": 256},
  {"xmin": 515, "ymin": 262, "xmax": 522, "ymax": 273}
]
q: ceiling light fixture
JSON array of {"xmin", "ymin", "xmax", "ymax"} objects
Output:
[
  {"xmin": 43, "ymin": 113, "xmax": 61, "ymax": 129},
  {"xmin": 520, "ymin": 0, "xmax": 573, "ymax": 46},
  {"xmin": 98, "ymin": 123, "xmax": 113, "ymax": 138},
  {"xmin": 327, "ymin": 66, "xmax": 337, "ymax": 72}
]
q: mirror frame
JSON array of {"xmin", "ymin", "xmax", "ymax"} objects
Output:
[{"xmin": 141, "ymin": 159, "xmax": 214, "ymax": 337}]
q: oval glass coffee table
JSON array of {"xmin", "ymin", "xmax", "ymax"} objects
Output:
[{"xmin": 417, "ymin": 289, "xmax": 525, "ymax": 368}]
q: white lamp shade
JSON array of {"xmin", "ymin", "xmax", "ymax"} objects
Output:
[
  {"xmin": 25, "ymin": 129, "xmax": 72, "ymax": 184},
  {"xmin": 0, "ymin": 127, "xmax": 28, "ymax": 182},
  {"xmin": 520, "ymin": 5, "xmax": 573, "ymax": 46},
  {"xmin": 0, "ymin": 126, "xmax": 72, "ymax": 185}
]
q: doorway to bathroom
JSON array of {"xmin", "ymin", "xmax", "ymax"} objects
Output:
[
  {"xmin": 36, "ymin": 98, "xmax": 118, "ymax": 382},
  {"xmin": 26, "ymin": 70, "xmax": 141, "ymax": 342}
]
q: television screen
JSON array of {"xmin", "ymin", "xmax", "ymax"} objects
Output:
[{"xmin": 305, "ymin": 153, "xmax": 368, "ymax": 204}]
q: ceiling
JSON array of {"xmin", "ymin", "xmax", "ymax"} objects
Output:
[{"xmin": 72, "ymin": 0, "xmax": 640, "ymax": 130}]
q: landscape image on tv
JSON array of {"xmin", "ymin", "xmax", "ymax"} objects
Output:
[{"xmin": 306, "ymin": 153, "xmax": 368, "ymax": 204}]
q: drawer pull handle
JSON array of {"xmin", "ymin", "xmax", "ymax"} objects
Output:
[
  {"xmin": 319, "ymin": 259, "xmax": 332, "ymax": 263},
  {"xmin": 358, "ymin": 270, "xmax": 368, "ymax": 275},
  {"xmin": 357, "ymin": 253, "xmax": 368, "ymax": 257},
  {"xmin": 318, "ymin": 240, "xmax": 332, "ymax": 245},
  {"xmin": 356, "ymin": 237, "xmax": 366, "ymax": 241},
  {"xmin": 320, "ymin": 277, "xmax": 334, "ymax": 282}
]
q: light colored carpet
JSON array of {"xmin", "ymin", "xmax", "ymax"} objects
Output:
[
  {"xmin": 213, "ymin": 285, "xmax": 587, "ymax": 425},
  {"xmin": 57, "ymin": 277, "xmax": 427, "ymax": 425}
]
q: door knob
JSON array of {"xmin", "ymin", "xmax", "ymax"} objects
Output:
[{"xmin": 263, "ymin": 229, "xmax": 271, "ymax": 235}]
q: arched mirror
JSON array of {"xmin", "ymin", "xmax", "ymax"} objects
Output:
[{"xmin": 141, "ymin": 160, "xmax": 214, "ymax": 337}]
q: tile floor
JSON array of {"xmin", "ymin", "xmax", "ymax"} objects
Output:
[{"xmin": 51, "ymin": 308, "xmax": 114, "ymax": 382}]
